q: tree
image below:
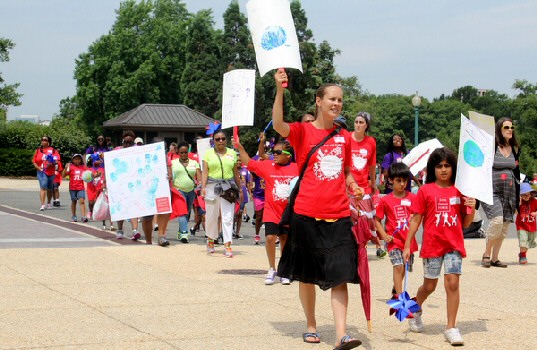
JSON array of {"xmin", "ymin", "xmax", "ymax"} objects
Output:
[
  {"xmin": 0, "ymin": 37, "xmax": 22, "ymax": 122},
  {"xmin": 513, "ymin": 79, "xmax": 537, "ymax": 96},
  {"xmin": 179, "ymin": 9, "xmax": 222, "ymax": 117},
  {"xmin": 74, "ymin": 0, "xmax": 190, "ymax": 135}
]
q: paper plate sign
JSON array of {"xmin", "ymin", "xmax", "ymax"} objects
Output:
[
  {"xmin": 246, "ymin": 0, "xmax": 303, "ymax": 76},
  {"xmin": 221, "ymin": 69, "xmax": 256, "ymax": 129},
  {"xmin": 455, "ymin": 114, "xmax": 494, "ymax": 205}
]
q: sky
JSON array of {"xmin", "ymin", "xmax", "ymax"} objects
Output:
[{"xmin": 1, "ymin": 0, "xmax": 536, "ymax": 121}]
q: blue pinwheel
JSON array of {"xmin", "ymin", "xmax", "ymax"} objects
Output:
[
  {"xmin": 386, "ymin": 263, "xmax": 420, "ymax": 322},
  {"xmin": 206, "ymin": 121, "xmax": 221, "ymax": 136},
  {"xmin": 45, "ymin": 153, "xmax": 56, "ymax": 164}
]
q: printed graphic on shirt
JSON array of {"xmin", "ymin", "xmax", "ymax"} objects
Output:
[
  {"xmin": 352, "ymin": 148, "xmax": 368, "ymax": 171},
  {"xmin": 272, "ymin": 178, "xmax": 292, "ymax": 201},
  {"xmin": 393, "ymin": 205, "xmax": 410, "ymax": 231},
  {"xmin": 520, "ymin": 205, "xmax": 535, "ymax": 223},
  {"xmin": 73, "ymin": 170, "xmax": 82, "ymax": 181},
  {"xmin": 313, "ymin": 145, "xmax": 343, "ymax": 181},
  {"xmin": 434, "ymin": 196, "xmax": 459, "ymax": 227}
]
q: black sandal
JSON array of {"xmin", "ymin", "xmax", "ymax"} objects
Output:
[
  {"xmin": 491, "ymin": 260, "xmax": 507, "ymax": 268},
  {"xmin": 481, "ymin": 256, "xmax": 491, "ymax": 268}
]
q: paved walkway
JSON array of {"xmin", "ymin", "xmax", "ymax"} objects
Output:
[{"xmin": 0, "ymin": 178, "xmax": 535, "ymax": 349}]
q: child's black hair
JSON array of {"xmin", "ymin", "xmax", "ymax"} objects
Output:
[
  {"xmin": 388, "ymin": 162, "xmax": 411, "ymax": 180},
  {"xmin": 425, "ymin": 147, "xmax": 457, "ymax": 184}
]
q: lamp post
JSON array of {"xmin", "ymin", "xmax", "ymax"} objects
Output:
[{"xmin": 412, "ymin": 91, "xmax": 422, "ymax": 145}]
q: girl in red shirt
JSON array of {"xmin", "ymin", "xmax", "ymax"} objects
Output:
[
  {"xmin": 234, "ymin": 138, "xmax": 298, "ymax": 286},
  {"xmin": 403, "ymin": 147, "xmax": 475, "ymax": 346},
  {"xmin": 62, "ymin": 154, "xmax": 88, "ymax": 222}
]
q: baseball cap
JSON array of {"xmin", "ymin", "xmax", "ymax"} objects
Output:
[{"xmin": 134, "ymin": 137, "xmax": 144, "ymax": 145}]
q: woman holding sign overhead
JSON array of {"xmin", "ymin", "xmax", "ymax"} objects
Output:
[
  {"xmin": 272, "ymin": 69, "xmax": 362, "ymax": 350},
  {"xmin": 481, "ymin": 117, "xmax": 521, "ymax": 268}
]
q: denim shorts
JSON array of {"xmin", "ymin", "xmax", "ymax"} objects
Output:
[
  {"xmin": 423, "ymin": 251, "xmax": 462, "ymax": 279},
  {"xmin": 69, "ymin": 190, "xmax": 86, "ymax": 201},
  {"xmin": 37, "ymin": 171, "xmax": 55, "ymax": 190},
  {"xmin": 389, "ymin": 248, "xmax": 404, "ymax": 267}
]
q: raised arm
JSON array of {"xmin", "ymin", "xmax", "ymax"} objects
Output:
[
  {"xmin": 272, "ymin": 69, "xmax": 290, "ymax": 137},
  {"xmin": 257, "ymin": 132, "xmax": 270, "ymax": 160},
  {"xmin": 232, "ymin": 138, "xmax": 252, "ymax": 165}
]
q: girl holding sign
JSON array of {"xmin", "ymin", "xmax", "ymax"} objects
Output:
[{"xmin": 272, "ymin": 69, "xmax": 362, "ymax": 349}]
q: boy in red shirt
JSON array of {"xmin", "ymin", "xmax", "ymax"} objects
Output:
[
  {"xmin": 376, "ymin": 163, "xmax": 418, "ymax": 296},
  {"xmin": 62, "ymin": 154, "xmax": 88, "ymax": 222},
  {"xmin": 516, "ymin": 183, "xmax": 537, "ymax": 264},
  {"xmin": 403, "ymin": 148, "xmax": 475, "ymax": 346}
]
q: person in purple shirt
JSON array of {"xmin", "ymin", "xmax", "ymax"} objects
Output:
[
  {"xmin": 381, "ymin": 134, "xmax": 420, "ymax": 193},
  {"xmin": 84, "ymin": 135, "xmax": 110, "ymax": 166}
]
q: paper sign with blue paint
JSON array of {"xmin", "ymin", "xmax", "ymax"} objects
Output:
[
  {"xmin": 455, "ymin": 114, "xmax": 494, "ymax": 205},
  {"xmin": 246, "ymin": 0, "xmax": 303, "ymax": 76}
]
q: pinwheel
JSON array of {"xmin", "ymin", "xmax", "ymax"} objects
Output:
[
  {"xmin": 386, "ymin": 262, "xmax": 420, "ymax": 322},
  {"xmin": 205, "ymin": 121, "xmax": 221, "ymax": 136}
]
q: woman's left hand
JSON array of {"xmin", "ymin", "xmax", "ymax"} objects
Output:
[{"xmin": 463, "ymin": 197, "xmax": 476, "ymax": 208}]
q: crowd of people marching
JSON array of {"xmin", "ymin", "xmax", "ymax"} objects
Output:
[{"xmin": 31, "ymin": 71, "xmax": 535, "ymax": 349}]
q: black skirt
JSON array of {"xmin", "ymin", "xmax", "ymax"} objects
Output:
[{"xmin": 277, "ymin": 214, "xmax": 359, "ymax": 291}]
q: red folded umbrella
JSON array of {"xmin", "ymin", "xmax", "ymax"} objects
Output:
[
  {"xmin": 169, "ymin": 187, "xmax": 188, "ymax": 220},
  {"xmin": 350, "ymin": 195, "xmax": 373, "ymax": 333}
]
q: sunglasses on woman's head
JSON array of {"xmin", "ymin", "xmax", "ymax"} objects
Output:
[
  {"xmin": 273, "ymin": 149, "xmax": 291, "ymax": 156},
  {"xmin": 214, "ymin": 137, "xmax": 226, "ymax": 142},
  {"xmin": 502, "ymin": 125, "xmax": 515, "ymax": 130}
]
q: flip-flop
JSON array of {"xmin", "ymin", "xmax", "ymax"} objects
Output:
[
  {"xmin": 333, "ymin": 335, "xmax": 362, "ymax": 350},
  {"xmin": 302, "ymin": 332, "xmax": 321, "ymax": 344},
  {"xmin": 491, "ymin": 260, "xmax": 507, "ymax": 268}
]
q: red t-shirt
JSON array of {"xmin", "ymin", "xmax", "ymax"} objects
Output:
[
  {"xmin": 411, "ymin": 183, "xmax": 467, "ymax": 258},
  {"xmin": 68, "ymin": 164, "xmax": 86, "ymax": 191},
  {"xmin": 350, "ymin": 135, "xmax": 376, "ymax": 194},
  {"xmin": 86, "ymin": 168, "xmax": 105, "ymax": 201},
  {"xmin": 33, "ymin": 147, "xmax": 61, "ymax": 176},
  {"xmin": 376, "ymin": 191, "xmax": 418, "ymax": 253},
  {"xmin": 516, "ymin": 197, "xmax": 537, "ymax": 232},
  {"xmin": 286, "ymin": 122, "xmax": 352, "ymax": 219},
  {"xmin": 54, "ymin": 161, "xmax": 64, "ymax": 184},
  {"xmin": 188, "ymin": 152, "xmax": 199, "ymax": 162},
  {"xmin": 247, "ymin": 159, "xmax": 298, "ymax": 224}
]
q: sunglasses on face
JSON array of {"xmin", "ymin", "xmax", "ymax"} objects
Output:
[
  {"xmin": 214, "ymin": 137, "xmax": 226, "ymax": 142},
  {"xmin": 97, "ymin": 138, "xmax": 104, "ymax": 141},
  {"xmin": 273, "ymin": 149, "xmax": 291, "ymax": 156},
  {"xmin": 123, "ymin": 140, "xmax": 134, "ymax": 145},
  {"xmin": 502, "ymin": 125, "xmax": 515, "ymax": 130},
  {"xmin": 41, "ymin": 138, "xmax": 48, "ymax": 142}
]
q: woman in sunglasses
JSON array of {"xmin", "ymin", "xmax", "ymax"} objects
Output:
[
  {"xmin": 481, "ymin": 117, "xmax": 521, "ymax": 268},
  {"xmin": 32, "ymin": 135, "xmax": 61, "ymax": 211},
  {"xmin": 201, "ymin": 130, "xmax": 242, "ymax": 257},
  {"xmin": 233, "ymin": 137, "xmax": 298, "ymax": 285}
]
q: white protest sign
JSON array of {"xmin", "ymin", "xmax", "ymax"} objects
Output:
[
  {"xmin": 104, "ymin": 142, "xmax": 171, "ymax": 221},
  {"xmin": 221, "ymin": 69, "xmax": 256, "ymax": 129},
  {"xmin": 468, "ymin": 111, "xmax": 495, "ymax": 148},
  {"xmin": 455, "ymin": 114, "xmax": 494, "ymax": 205},
  {"xmin": 246, "ymin": 0, "xmax": 303, "ymax": 76},
  {"xmin": 402, "ymin": 138, "xmax": 443, "ymax": 176},
  {"xmin": 196, "ymin": 137, "xmax": 213, "ymax": 172}
]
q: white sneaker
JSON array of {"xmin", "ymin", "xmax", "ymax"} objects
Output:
[
  {"xmin": 408, "ymin": 311, "xmax": 424, "ymax": 333},
  {"xmin": 264, "ymin": 268, "xmax": 276, "ymax": 285},
  {"xmin": 280, "ymin": 277, "xmax": 290, "ymax": 285},
  {"xmin": 115, "ymin": 230, "xmax": 124, "ymax": 239},
  {"xmin": 46, "ymin": 203, "xmax": 52, "ymax": 210},
  {"xmin": 40, "ymin": 205, "xmax": 45, "ymax": 211},
  {"xmin": 444, "ymin": 328, "xmax": 464, "ymax": 345}
]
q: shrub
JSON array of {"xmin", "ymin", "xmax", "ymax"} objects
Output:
[{"xmin": 0, "ymin": 148, "xmax": 36, "ymax": 176}]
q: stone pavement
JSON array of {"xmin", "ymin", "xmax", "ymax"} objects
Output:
[{"xmin": 0, "ymin": 178, "xmax": 536, "ymax": 349}]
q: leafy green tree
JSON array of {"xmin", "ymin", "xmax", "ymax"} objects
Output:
[
  {"xmin": 513, "ymin": 79, "xmax": 537, "ymax": 96},
  {"xmin": 180, "ymin": 9, "xmax": 222, "ymax": 117},
  {"xmin": 0, "ymin": 37, "xmax": 22, "ymax": 122},
  {"xmin": 221, "ymin": 1, "xmax": 255, "ymax": 71},
  {"xmin": 74, "ymin": 0, "xmax": 189, "ymax": 136}
]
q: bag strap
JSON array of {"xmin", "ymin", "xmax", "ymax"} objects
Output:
[
  {"xmin": 287, "ymin": 126, "xmax": 341, "ymax": 209},
  {"xmin": 180, "ymin": 159, "xmax": 196, "ymax": 186},
  {"xmin": 214, "ymin": 149, "xmax": 226, "ymax": 179}
]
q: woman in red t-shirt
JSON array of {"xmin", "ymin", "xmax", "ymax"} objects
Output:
[
  {"xmin": 403, "ymin": 147, "xmax": 476, "ymax": 345},
  {"xmin": 271, "ymin": 69, "xmax": 363, "ymax": 349},
  {"xmin": 234, "ymin": 138, "xmax": 298, "ymax": 286},
  {"xmin": 32, "ymin": 136, "xmax": 61, "ymax": 211}
]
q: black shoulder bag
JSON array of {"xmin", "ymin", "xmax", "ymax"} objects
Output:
[
  {"xmin": 279, "ymin": 127, "xmax": 341, "ymax": 226},
  {"xmin": 215, "ymin": 149, "xmax": 240, "ymax": 203}
]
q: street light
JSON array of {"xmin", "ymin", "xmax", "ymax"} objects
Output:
[{"xmin": 412, "ymin": 91, "xmax": 422, "ymax": 145}]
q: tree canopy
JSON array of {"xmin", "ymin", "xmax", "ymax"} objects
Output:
[{"xmin": 0, "ymin": 37, "xmax": 22, "ymax": 122}]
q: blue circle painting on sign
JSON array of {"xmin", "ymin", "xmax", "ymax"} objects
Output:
[
  {"xmin": 463, "ymin": 140, "xmax": 484, "ymax": 167},
  {"xmin": 261, "ymin": 26, "xmax": 287, "ymax": 51}
]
